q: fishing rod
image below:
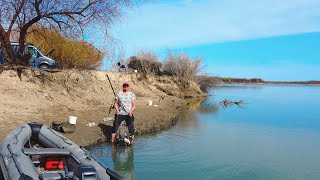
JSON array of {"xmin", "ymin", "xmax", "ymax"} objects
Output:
[
  {"xmin": 106, "ymin": 74, "xmax": 116, "ymax": 96},
  {"xmin": 106, "ymin": 74, "xmax": 117, "ymax": 114}
]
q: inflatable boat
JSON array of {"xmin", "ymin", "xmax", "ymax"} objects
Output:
[{"xmin": 0, "ymin": 123, "xmax": 121, "ymax": 180}]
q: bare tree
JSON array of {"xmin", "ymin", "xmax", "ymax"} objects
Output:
[
  {"xmin": 163, "ymin": 52, "xmax": 202, "ymax": 82},
  {"xmin": 107, "ymin": 46, "xmax": 126, "ymax": 72},
  {"xmin": 0, "ymin": 0, "xmax": 135, "ymax": 66},
  {"xmin": 195, "ymin": 75, "xmax": 223, "ymax": 93}
]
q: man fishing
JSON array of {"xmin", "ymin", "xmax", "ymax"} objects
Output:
[{"xmin": 111, "ymin": 81, "xmax": 136, "ymax": 144}]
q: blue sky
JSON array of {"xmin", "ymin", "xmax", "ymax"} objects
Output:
[{"xmin": 88, "ymin": 0, "xmax": 320, "ymax": 81}]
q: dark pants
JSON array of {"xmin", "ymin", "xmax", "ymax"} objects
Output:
[{"xmin": 112, "ymin": 114, "xmax": 134, "ymax": 136}]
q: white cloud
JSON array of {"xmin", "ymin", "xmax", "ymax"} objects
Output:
[{"xmin": 111, "ymin": 0, "xmax": 320, "ymax": 50}]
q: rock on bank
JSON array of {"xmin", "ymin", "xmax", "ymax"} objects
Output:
[{"xmin": 0, "ymin": 69, "xmax": 204, "ymax": 146}]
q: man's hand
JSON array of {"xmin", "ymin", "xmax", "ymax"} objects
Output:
[{"xmin": 129, "ymin": 111, "xmax": 133, "ymax": 117}]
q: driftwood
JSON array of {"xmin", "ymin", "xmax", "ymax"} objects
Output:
[{"xmin": 219, "ymin": 99, "xmax": 247, "ymax": 109}]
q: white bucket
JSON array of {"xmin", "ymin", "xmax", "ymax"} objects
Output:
[
  {"xmin": 69, "ymin": 116, "xmax": 77, "ymax": 124},
  {"xmin": 148, "ymin": 101, "xmax": 153, "ymax": 106}
]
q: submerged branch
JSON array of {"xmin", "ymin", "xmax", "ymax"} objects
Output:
[{"xmin": 219, "ymin": 99, "xmax": 247, "ymax": 109}]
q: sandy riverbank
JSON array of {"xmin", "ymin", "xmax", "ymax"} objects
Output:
[{"xmin": 0, "ymin": 69, "xmax": 204, "ymax": 146}]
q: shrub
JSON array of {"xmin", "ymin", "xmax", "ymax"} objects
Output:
[
  {"xmin": 27, "ymin": 27, "xmax": 103, "ymax": 69},
  {"xmin": 195, "ymin": 75, "xmax": 223, "ymax": 93},
  {"xmin": 163, "ymin": 52, "xmax": 202, "ymax": 82},
  {"xmin": 127, "ymin": 50, "xmax": 162, "ymax": 75}
]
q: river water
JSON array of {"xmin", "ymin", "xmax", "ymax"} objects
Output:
[{"xmin": 89, "ymin": 84, "xmax": 320, "ymax": 180}]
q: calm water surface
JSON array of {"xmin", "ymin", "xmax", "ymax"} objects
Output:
[{"xmin": 90, "ymin": 84, "xmax": 320, "ymax": 180}]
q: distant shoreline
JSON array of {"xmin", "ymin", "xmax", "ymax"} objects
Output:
[
  {"xmin": 257, "ymin": 81, "xmax": 320, "ymax": 85},
  {"xmin": 219, "ymin": 78, "xmax": 320, "ymax": 85},
  {"xmin": 223, "ymin": 82, "xmax": 320, "ymax": 85}
]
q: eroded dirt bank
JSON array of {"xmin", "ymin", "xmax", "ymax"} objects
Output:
[{"xmin": 0, "ymin": 69, "xmax": 204, "ymax": 146}]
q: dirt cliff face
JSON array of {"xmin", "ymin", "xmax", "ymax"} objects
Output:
[{"xmin": 0, "ymin": 69, "xmax": 203, "ymax": 146}]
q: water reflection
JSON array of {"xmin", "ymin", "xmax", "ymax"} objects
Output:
[
  {"xmin": 198, "ymin": 98, "xmax": 220, "ymax": 114},
  {"xmin": 188, "ymin": 98, "xmax": 220, "ymax": 114},
  {"xmin": 112, "ymin": 146, "xmax": 135, "ymax": 180},
  {"xmin": 177, "ymin": 98, "xmax": 219, "ymax": 129},
  {"xmin": 89, "ymin": 85, "xmax": 320, "ymax": 179}
]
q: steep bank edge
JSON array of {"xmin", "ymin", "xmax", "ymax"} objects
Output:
[{"xmin": 0, "ymin": 69, "xmax": 205, "ymax": 146}]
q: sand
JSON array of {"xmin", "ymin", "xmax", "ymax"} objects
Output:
[{"xmin": 0, "ymin": 69, "xmax": 203, "ymax": 146}]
